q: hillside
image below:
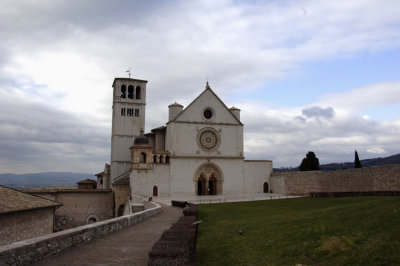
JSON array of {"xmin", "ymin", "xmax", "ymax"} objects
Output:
[
  {"xmin": 274, "ymin": 153, "xmax": 400, "ymax": 172},
  {"xmin": 0, "ymin": 172, "xmax": 95, "ymax": 188}
]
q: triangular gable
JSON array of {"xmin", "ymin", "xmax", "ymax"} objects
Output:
[{"xmin": 169, "ymin": 84, "xmax": 243, "ymax": 125}]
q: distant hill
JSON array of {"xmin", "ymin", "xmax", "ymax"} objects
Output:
[
  {"xmin": 274, "ymin": 153, "xmax": 400, "ymax": 172},
  {"xmin": 0, "ymin": 172, "xmax": 95, "ymax": 188}
]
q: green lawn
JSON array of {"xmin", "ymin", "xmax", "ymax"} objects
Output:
[{"xmin": 196, "ymin": 197, "xmax": 400, "ymax": 266}]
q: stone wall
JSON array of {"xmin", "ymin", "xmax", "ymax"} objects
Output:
[
  {"xmin": 270, "ymin": 164, "xmax": 400, "ymax": 195},
  {"xmin": 0, "ymin": 208, "xmax": 54, "ymax": 246},
  {"xmin": 243, "ymin": 160, "xmax": 272, "ymax": 194},
  {"xmin": 0, "ymin": 202, "xmax": 161, "ymax": 265},
  {"xmin": 113, "ymin": 184, "xmax": 131, "ymax": 217},
  {"xmin": 29, "ymin": 190, "xmax": 113, "ymax": 230}
]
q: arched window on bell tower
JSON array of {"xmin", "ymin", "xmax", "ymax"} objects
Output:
[
  {"xmin": 121, "ymin": 85, "xmax": 126, "ymax": 98},
  {"xmin": 136, "ymin": 86, "xmax": 141, "ymax": 99},
  {"xmin": 128, "ymin": 85, "xmax": 134, "ymax": 99}
]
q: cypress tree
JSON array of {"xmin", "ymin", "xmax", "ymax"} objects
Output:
[{"xmin": 355, "ymin": 150, "xmax": 362, "ymax": 168}]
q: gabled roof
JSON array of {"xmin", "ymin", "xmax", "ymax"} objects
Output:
[
  {"xmin": 77, "ymin": 179, "xmax": 97, "ymax": 184},
  {"xmin": 168, "ymin": 82, "xmax": 243, "ymax": 125},
  {"xmin": 0, "ymin": 185, "xmax": 61, "ymax": 215},
  {"xmin": 112, "ymin": 170, "xmax": 130, "ymax": 185},
  {"xmin": 151, "ymin": 126, "xmax": 166, "ymax": 132}
]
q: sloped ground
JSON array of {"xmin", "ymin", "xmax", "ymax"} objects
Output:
[{"xmin": 196, "ymin": 197, "xmax": 400, "ymax": 265}]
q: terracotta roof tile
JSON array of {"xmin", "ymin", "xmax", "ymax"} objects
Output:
[{"xmin": 0, "ymin": 185, "xmax": 61, "ymax": 215}]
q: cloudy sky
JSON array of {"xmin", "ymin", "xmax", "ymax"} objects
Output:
[{"xmin": 1, "ymin": 0, "xmax": 400, "ymax": 174}]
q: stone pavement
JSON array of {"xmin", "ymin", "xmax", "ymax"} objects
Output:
[{"xmin": 33, "ymin": 205, "xmax": 182, "ymax": 266}]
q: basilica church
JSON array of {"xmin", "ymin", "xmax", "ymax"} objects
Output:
[{"xmin": 97, "ymin": 77, "xmax": 272, "ymax": 211}]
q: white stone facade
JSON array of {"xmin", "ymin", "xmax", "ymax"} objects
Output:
[{"xmin": 109, "ymin": 80, "xmax": 273, "ymax": 200}]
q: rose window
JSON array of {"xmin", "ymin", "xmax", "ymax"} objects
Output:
[{"xmin": 197, "ymin": 127, "xmax": 220, "ymax": 152}]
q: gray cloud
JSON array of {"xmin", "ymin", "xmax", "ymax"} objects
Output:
[
  {"xmin": 241, "ymin": 103, "xmax": 400, "ymax": 168},
  {"xmin": 302, "ymin": 106, "xmax": 334, "ymax": 119},
  {"xmin": 1, "ymin": 1, "xmax": 400, "ymax": 173},
  {"xmin": 0, "ymin": 93, "xmax": 110, "ymax": 173}
]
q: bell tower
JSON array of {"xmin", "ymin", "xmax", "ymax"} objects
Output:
[{"xmin": 110, "ymin": 77, "xmax": 147, "ymax": 182}]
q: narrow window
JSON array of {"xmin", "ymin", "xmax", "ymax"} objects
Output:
[
  {"xmin": 139, "ymin": 152, "xmax": 146, "ymax": 163},
  {"xmin": 135, "ymin": 86, "xmax": 141, "ymax": 99},
  {"xmin": 121, "ymin": 108, "xmax": 124, "ymax": 116},
  {"xmin": 153, "ymin": 186, "xmax": 158, "ymax": 197},
  {"xmin": 128, "ymin": 85, "xmax": 134, "ymax": 99},
  {"xmin": 121, "ymin": 85, "xmax": 126, "ymax": 98},
  {"xmin": 135, "ymin": 109, "xmax": 139, "ymax": 117},
  {"xmin": 127, "ymin": 108, "xmax": 130, "ymax": 116}
]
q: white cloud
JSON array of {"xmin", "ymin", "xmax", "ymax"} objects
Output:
[
  {"xmin": 1, "ymin": 0, "xmax": 400, "ymax": 172},
  {"xmin": 318, "ymin": 81, "xmax": 400, "ymax": 112},
  {"xmin": 367, "ymin": 147, "xmax": 386, "ymax": 154}
]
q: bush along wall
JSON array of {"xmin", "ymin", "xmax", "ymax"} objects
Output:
[{"xmin": 148, "ymin": 203, "xmax": 198, "ymax": 266}]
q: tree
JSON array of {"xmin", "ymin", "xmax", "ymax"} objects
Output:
[
  {"xmin": 299, "ymin": 151, "xmax": 320, "ymax": 171},
  {"xmin": 354, "ymin": 150, "xmax": 362, "ymax": 168}
]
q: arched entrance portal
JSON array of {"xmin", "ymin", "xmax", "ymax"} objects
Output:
[
  {"xmin": 263, "ymin": 182, "xmax": 269, "ymax": 193},
  {"xmin": 194, "ymin": 163, "xmax": 224, "ymax": 196},
  {"xmin": 153, "ymin": 186, "xmax": 158, "ymax": 197}
]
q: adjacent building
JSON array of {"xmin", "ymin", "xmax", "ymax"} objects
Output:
[{"xmin": 0, "ymin": 185, "xmax": 61, "ymax": 245}]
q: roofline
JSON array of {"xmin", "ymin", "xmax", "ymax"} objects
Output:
[
  {"xmin": 0, "ymin": 204, "xmax": 61, "ymax": 216},
  {"xmin": 22, "ymin": 189, "xmax": 112, "ymax": 193},
  {"xmin": 112, "ymin": 77, "xmax": 148, "ymax": 87},
  {"xmin": 0, "ymin": 185, "xmax": 62, "ymax": 215},
  {"xmin": 244, "ymin": 160, "xmax": 273, "ymax": 162},
  {"xmin": 168, "ymin": 84, "xmax": 243, "ymax": 125},
  {"xmin": 151, "ymin": 126, "xmax": 166, "ymax": 132}
]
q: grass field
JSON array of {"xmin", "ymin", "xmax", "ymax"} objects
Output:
[{"xmin": 196, "ymin": 197, "xmax": 400, "ymax": 265}]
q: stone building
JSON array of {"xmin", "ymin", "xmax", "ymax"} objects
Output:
[
  {"xmin": 23, "ymin": 186, "xmax": 113, "ymax": 231},
  {"xmin": 99, "ymin": 77, "xmax": 272, "ymax": 211},
  {"xmin": 77, "ymin": 179, "xmax": 97, "ymax": 189},
  {"xmin": 0, "ymin": 185, "xmax": 61, "ymax": 245}
]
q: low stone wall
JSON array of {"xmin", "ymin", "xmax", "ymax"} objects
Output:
[
  {"xmin": 0, "ymin": 202, "xmax": 161, "ymax": 265},
  {"xmin": 148, "ymin": 203, "xmax": 198, "ymax": 266},
  {"xmin": 270, "ymin": 164, "xmax": 400, "ymax": 195}
]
